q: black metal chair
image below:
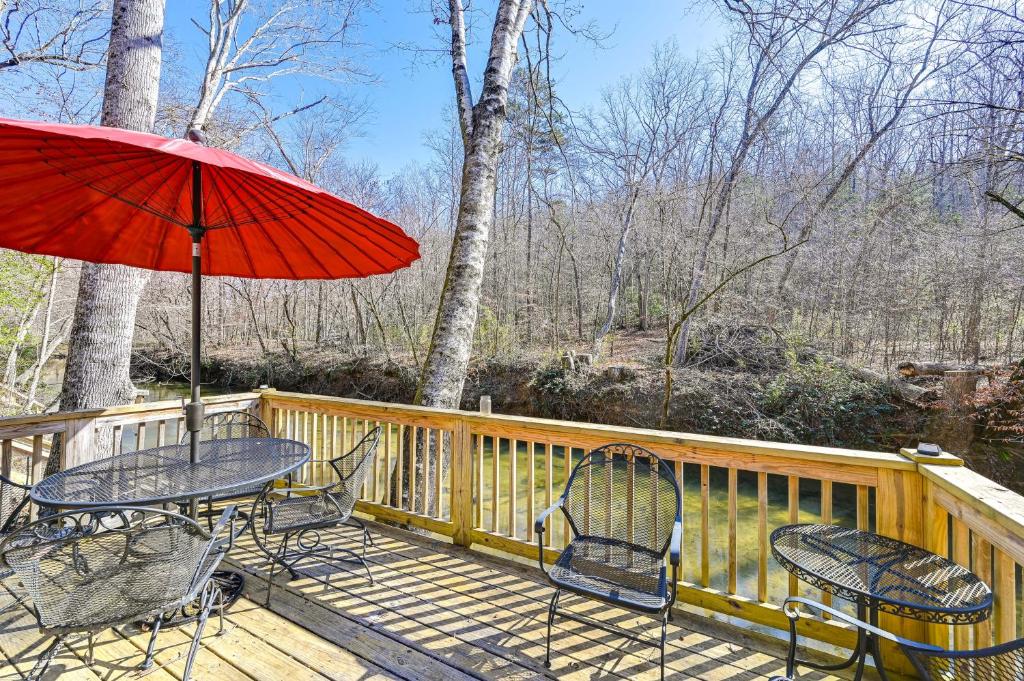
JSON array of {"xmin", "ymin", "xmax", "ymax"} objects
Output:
[
  {"xmin": 0, "ymin": 505, "xmax": 235, "ymax": 681},
  {"xmin": 251, "ymin": 426, "xmax": 381, "ymax": 605},
  {"xmin": 181, "ymin": 409, "xmax": 271, "ymax": 532},
  {"xmin": 783, "ymin": 596, "xmax": 1024, "ymax": 680},
  {"xmin": 535, "ymin": 443, "xmax": 682, "ymax": 681},
  {"xmin": 0, "ymin": 472, "xmax": 34, "ymax": 612}
]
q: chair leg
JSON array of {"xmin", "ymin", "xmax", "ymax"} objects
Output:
[
  {"xmin": 27, "ymin": 637, "xmax": 62, "ymax": 681},
  {"xmin": 141, "ymin": 616, "xmax": 163, "ymax": 669},
  {"xmin": 660, "ymin": 614, "xmax": 668, "ymax": 681},
  {"xmin": 207, "ymin": 498, "xmax": 215, "ymax": 532},
  {"xmin": 86, "ymin": 632, "xmax": 95, "ymax": 665},
  {"xmin": 544, "ymin": 589, "xmax": 560, "ymax": 669},
  {"xmin": 183, "ymin": 583, "xmax": 219, "ymax": 681}
]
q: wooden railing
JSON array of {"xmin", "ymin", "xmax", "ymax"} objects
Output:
[
  {"xmin": 1, "ymin": 388, "xmax": 1022, "ymax": 675},
  {"xmin": 0, "ymin": 393, "xmax": 260, "ymax": 487}
]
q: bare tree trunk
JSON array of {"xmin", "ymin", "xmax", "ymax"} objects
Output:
[
  {"xmin": 52, "ymin": 0, "xmax": 164, "ymax": 472},
  {"xmin": 415, "ymin": 0, "xmax": 533, "ymax": 409}
]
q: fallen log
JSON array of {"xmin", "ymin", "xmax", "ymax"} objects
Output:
[
  {"xmin": 852, "ymin": 366, "xmax": 939, "ymax": 403},
  {"xmin": 897, "ymin": 361, "xmax": 987, "ymax": 378}
]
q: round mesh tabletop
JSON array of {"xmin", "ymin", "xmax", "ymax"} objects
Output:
[
  {"xmin": 31, "ymin": 437, "xmax": 309, "ymax": 508},
  {"xmin": 771, "ymin": 524, "xmax": 993, "ymax": 624}
]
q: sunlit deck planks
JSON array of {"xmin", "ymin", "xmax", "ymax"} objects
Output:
[
  {"xmin": 225, "ymin": 519, "xmax": 845, "ymax": 681},
  {"xmin": 0, "ymin": 518, "xmax": 848, "ymax": 681}
]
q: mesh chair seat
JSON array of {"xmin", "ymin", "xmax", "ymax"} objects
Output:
[
  {"xmin": 903, "ymin": 640, "xmax": 1024, "ymax": 681},
  {"xmin": 549, "ymin": 536, "xmax": 668, "ymax": 612},
  {"xmin": 265, "ymin": 491, "xmax": 350, "ymax": 534}
]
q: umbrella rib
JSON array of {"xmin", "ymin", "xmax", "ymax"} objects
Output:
[
  {"xmin": 205, "ymin": 168, "xmax": 260, "ymax": 277},
  {"xmin": 243, "ymin": 170, "xmax": 419, "ymax": 263},
  {"xmin": 236, "ymin": 172, "xmax": 362, "ymax": 277},
  {"xmin": 0, "ymin": 153, "xmax": 184, "ymax": 225},
  {"xmin": 151, "ymin": 162, "xmax": 194, "ymax": 270},
  {"xmin": 230, "ymin": 169, "xmax": 305, "ymax": 279},
  {"xmin": 15, "ymin": 155, "xmax": 187, "ymax": 255},
  {"xmin": 230, "ymin": 171, "xmax": 378, "ymax": 276}
]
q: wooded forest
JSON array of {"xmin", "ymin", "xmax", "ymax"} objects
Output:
[{"xmin": 1, "ymin": 0, "xmax": 1022, "ymax": 471}]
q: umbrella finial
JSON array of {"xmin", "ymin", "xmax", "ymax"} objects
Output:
[{"xmin": 186, "ymin": 127, "xmax": 207, "ymax": 145}]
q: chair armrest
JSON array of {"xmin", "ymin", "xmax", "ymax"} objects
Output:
[
  {"xmin": 209, "ymin": 504, "xmax": 237, "ymax": 550},
  {"xmin": 0, "ymin": 473, "xmax": 31, "ymax": 490},
  {"xmin": 669, "ymin": 519, "xmax": 682, "ymax": 567},
  {"xmin": 783, "ymin": 597, "xmax": 942, "ymax": 652},
  {"xmin": 535, "ymin": 498, "xmax": 564, "ymax": 575},
  {"xmin": 535, "ymin": 498, "xmax": 563, "ymax": 536}
]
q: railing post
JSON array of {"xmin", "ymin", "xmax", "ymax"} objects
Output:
[
  {"xmin": 256, "ymin": 386, "xmax": 276, "ymax": 434},
  {"xmin": 876, "ymin": 465, "xmax": 927, "ymax": 675},
  {"xmin": 451, "ymin": 416, "xmax": 474, "ymax": 547},
  {"xmin": 63, "ymin": 417, "xmax": 96, "ymax": 469}
]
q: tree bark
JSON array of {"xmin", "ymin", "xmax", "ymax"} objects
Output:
[
  {"xmin": 415, "ymin": 0, "xmax": 533, "ymax": 410},
  {"xmin": 52, "ymin": 0, "xmax": 164, "ymax": 472}
]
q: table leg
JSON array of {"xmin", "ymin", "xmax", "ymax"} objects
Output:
[
  {"xmin": 867, "ymin": 606, "xmax": 892, "ymax": 681},
  {"xmin": 789, "ymin": 601, "xmax": 870, "ymax": 674}
]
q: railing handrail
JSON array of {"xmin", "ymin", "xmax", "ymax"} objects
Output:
[
  {"xmin": 262, "ymin": 389, "xmax": 914, "ymax": 470},
  {"xmin": 0, "ymin": 392, "xmax": 261, "ymax": 433}
]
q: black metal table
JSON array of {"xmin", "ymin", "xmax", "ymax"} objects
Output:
[
  {"xmin": 771, "ymin": 523, "xmax": 992, "ymax": 680},
  {"xmin": 31, "ymin": 437, "xmax": 310, "ymax": 616}
]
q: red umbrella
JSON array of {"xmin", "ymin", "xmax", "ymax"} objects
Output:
[{"xmin": 0, "ymin": 118, "xmax": 420, "ymax": 461}]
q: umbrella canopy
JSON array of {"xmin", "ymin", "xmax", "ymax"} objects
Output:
[
  {"xmin": 0, "ymin": 117, "xmax": 420, "ymax": 464},
  {"xmin": 0, "ymin": 118, "xmax": 419, "ymax": 278}
]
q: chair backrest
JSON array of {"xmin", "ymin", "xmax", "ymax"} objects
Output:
[
  {"xmin": 561, "ymin": 443, "xmax": 680, "ymax": 555},
  {"xmin": 901, "ymin": 638, "xmax": 1024, "ymax": 681},
  {"xmin": 0, "ymin": 506, "xmax": 214, "ymax": 630},
  {"xmin": 181, "ymin": 410, "xmax": 270, "ymax": 444},
  {"xmin": 0, "ymin": 474, "xmax": 31, "ymax": 535},
  {"xmin": 327, "ymin": 426, "xmax": 381, "ymax": 512}
]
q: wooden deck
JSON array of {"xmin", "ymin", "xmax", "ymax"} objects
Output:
[{"xmin": 0, "ymin": 518, "xmax": 858, "ymax": 680}]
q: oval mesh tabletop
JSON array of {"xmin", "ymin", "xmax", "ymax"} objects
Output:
[
  {"xmin": 32, "ymin": 437, "xmax": 309, "ymax": 508},
  {"xmin": 771, "ymin": 524, "xmax": 992, "ymax": 624}
]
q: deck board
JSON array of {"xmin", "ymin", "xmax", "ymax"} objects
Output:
[
  {"xmin": 1, "ymin": 516, "xmax": 850, "ymax": 681},
  {"xmin": 227, "ymin": 519, "xmax": 846, "ymax": 681}
]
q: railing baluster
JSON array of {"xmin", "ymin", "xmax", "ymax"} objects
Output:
[
  {"xmin": 397, "ymin": 424, "xmax": 405, "ymax": 511},
  {"xmin": 509, "ymin": 438, "xmax": 518, "ymax": 537},
  {"xmin": 31, "ymin": 434, "xmax": 45, "ymax": 486},
  {"xmin": 789, "ymin": 475, "xmax": 799, "ymax": 596},
  {"xmin": 137, "ymin": 421, "xmax": 147, "ymax": 451},
  {"xmin": 409, "ymin": 426, "xmax": 418, "ymax": 514},
  {"xmin": 112, "ymin": 424, "xmax": 122, "ymax": 456},
  {"xmin": 856, "ymin": 484, "xmax": 869, "ymax": 531},
  {"xmin": 563, "ymin": 445, "xmax": 571, "ymax": 548},
  {"xmin": 1, "ymin": 439, "xmax": 11, "ymax": 479},
  {"xmin": 385, "ymin": 421, "xmax": 393, "ymax": 506},
  {"xmin": 476, "ymin": 434, "xmax": 485, "ymax": 529},
  {"xmin": 728, "ymin": 467, "xmax": 737, "ymax": 595},
  {"xmin": 433, "ymin": 429, "xmax": 442, "ymax": 518},
  {"xmin": 372, "ymin": 419, "xmax": 380, "ymax": 503},
  {"xmin": 157, "ymin": 419, "xmax": 167, "ymax": 446},
  {"xmin": 700, "ymin": 464, "xmax": 709, "ymax": 588},
  {"xmin": 821, "ymin": 480, "xmax": 833, "ymax": 609},
  {"xmin": 420, "ymin": 426, "xmax": 430, "ymax": 515},
  {"xmin": 583, "ymin": 447, "xmax": 591, "ymax": 536},
  {"xmin": 491, "ymin": 436, "xmax": 500, "ymax": 532},
  {"xmin": 757, "ymin": 471, "xmax": 768, "ymax": 602},
  {"xmin": 973, "ymin": 536, "xmax": 993, "ymax": 647},
  {"xmin": 951, "ymin": 518, "xmax": 970, "ymax": 650},
  {"xmin": 526, "ymin": 441, "xmax": 536, "ymax": 542},
  {"xmin": 994, "ymin": 550, "xmax": 1016, "ymax": 644},
  {"xmin": 544, "ymin": 442, "xmax": 554, "ymax": 546}
]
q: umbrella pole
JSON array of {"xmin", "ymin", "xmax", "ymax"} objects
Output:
[{"xmin": 186, "ymin": 160, "xmax": 205, "ymax": 465}]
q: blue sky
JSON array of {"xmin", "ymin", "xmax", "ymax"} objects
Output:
[{"xmin": 164, "ymin": 2, "xmax": 725, "ymax": 175}]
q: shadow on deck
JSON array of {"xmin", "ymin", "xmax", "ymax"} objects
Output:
[
  {"xmin": 0, "ymin": 517, "xmax": 854, "ymax": 681},
  {"xmin": 226, "ymin": 519, "xmax": 849, "ymax": 681}
]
